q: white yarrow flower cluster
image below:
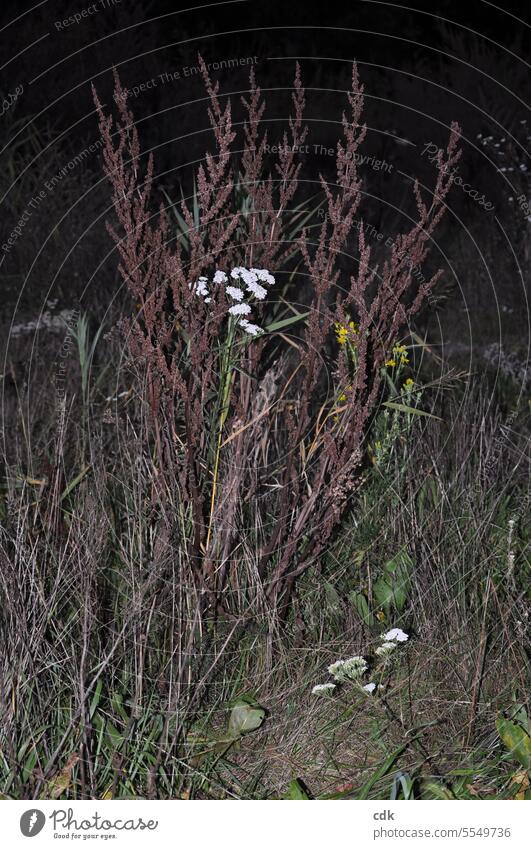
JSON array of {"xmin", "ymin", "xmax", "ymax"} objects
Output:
[
  {"xmin": 312, "ymin": 629, "xmax": 411, "ymax": 698},
  {"xmin": 189, "ymin": 266, "xmax": 275, "ymax": 336},
  {"xmin": 383, "ymin": 628, "xmax": 409, "ymax": 643},
  {"xmin": 229, "ymin": 303, "xmax": 251, "ymax": 316},
  {"xmin": 328, "ymin": 655, "xmax": 368, "ymax": 682},
  {"xmin": 375, "ymin": 641, "xmax": 396, "ymax": 657},
  {"xmin": 239, "ymin": 319, "xmax": 262, "ymax": 336},
  {"xmin": 231, "ymin": 267, "xmax": 269, "ymax": 299},
  {"xmin": 190, "ymin": 276, "xmax": 211, "ymax": 303},
  {"xmin": 225, "ymin": 286, "xmax": 244, "ymax": 301},
  {"xmin": 311, "ymin": 683, "xmax": 336, "ymax": 696},
  {"xmin": 251, "ymin": 267, "xmax": 275, "ymax": 285},
  {"xmin": 375, "ymin": 628, "xmax": 409, "ymax": 658}
]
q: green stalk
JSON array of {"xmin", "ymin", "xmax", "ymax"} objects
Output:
[{"xmin": 205, "ymin": 318, "xmax": 237, "ymax": 551}]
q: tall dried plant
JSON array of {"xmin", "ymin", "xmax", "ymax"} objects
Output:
[{"xmin": 93, "ymin": 59, "xmax": 460, "ymax": 617}]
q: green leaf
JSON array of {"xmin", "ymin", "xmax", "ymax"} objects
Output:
[
  {"xmin": 357, "ymin": 744, "xmax": 407, "ymax": 800},
  {"xmin": 286, "ymin": 778, "xmax": 311, "ymax": 799},
  {"xmin": 22, "ymin": 750, "xmax": 37, "ymax": 784},
  {"xmin": 89, "ymin": 679, "xmax": 103, "ymax": 720},
  {"xmin": 106, "ymin": 720, "xmax": 124, "ymax": 749},
  {"xmin": 497, "ymin": 716, "xmax": 531, "ymax": 769},
  {"xmin": 60, "ymin": 464, "xmax": 91, "ymax": 501},
  {"xmin": 391, "ymin": 771, "xmax": 415, "ymax": 800},
  {"xmin": 383, "ymin": 401, "xmax": 441, "ymax": 420},
  {"xmin": 383, "ymin": 552, "xmax": 413, "ymax": 613},
  {"xmin": 421, "ymin": 781, "xmax": 456, "ymax": 800},
  {"xmin": 264, "ymin": 311, "xmax": 310, "ymax": 333},
  {"xmin": 111, "ymin": 691, "xmax": 130, "ymax": 724},
  {"xmin": 228, "ymin": 695, "xmax": 265, "ymax": 738},
  {"xmin": 349, "ymin": 590, "xmax": 374, "ymax": 627},
  {"xmin": 324, "ymin": 580, "xmax": 341, "ymax": 613},
  {"xmin": 373, "ymin": 577, "xmax": 394, "ymax": 610}
]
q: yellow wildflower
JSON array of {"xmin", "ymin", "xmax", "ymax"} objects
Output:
[
  {"xmin": 337, "ymin": 383, "xmax": 352, "ymax": 403},
  {"xmin": 385, "ymin": 358, "xmax": 396, "ymax": 368},
  {"xmin": 393, "ymin": 343, "xmax": 409, "ymax": 365},
  {"xmin": 404, "ymin": 378, "xmax": 414, "ymax": 388},
  {"xmin": 335, "ymin": 320, "xmax": 358, "ymax": 344}
]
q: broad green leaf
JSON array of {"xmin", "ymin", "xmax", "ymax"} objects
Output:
[
  {"xmin": 106, "ymin": 720, "xmax": 124, "ymax": 749},
  {"xmin": 383, "ymin": 552, "xmax": 413, "ymax": 612},
  {"xmin": 507, "ymin": 703, "xmax": 530, "ymax": 734},
  {"xmin": 228, "ymin": 696, "xmax": 265, "ymax": 738},
  {"xmin": 392, "ymin": 583, "xmax": 408, "ymax": 613},
  {"xmin": 497, "ymin": 716, "xmax": 531, "ymax": 769},
  {"xmin": 349, "ymin": 590, "xmax": 374, "ymax": 627},
  {"xmin": 373, "ymin": 577, "xmax": 394, "ymax": 610},
  {"xmin": 286, "ymin": 778, "xmax": 311, "ymax": 799},
  {"xmin": 21, "ymin": 750, "xmax": 37, "ymax": 784},
  {"xmin": 111, "ymin": 691, "xmax": 130, "ymax": 724}
]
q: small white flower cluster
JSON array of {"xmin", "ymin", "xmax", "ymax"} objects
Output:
[
  {"xmin": 385, "ymin": 627, "xmax": 408, "ymax": 642},
  {"xmin": 191, "ymin": 276, "xmax": 211, "ymax": 302},
  {"xmin": 311, "ymin": 683, "xmax": 336, "ymax": 696},
  {"xmin": 375, "ymin": 628, "xmax": 409, "ymax": 657},
  {"xmin": 189, "ymin": 266, "xmax": 275, "ymax": 336},
  {"xmin": 328, "ymin": 655, "xmax": 368, "ymax": 682},
  {"xmin": 312, "ymin": 655, "xmax": 377, "ymax": 697},
  {"xmin": 311, "ymin": 628, "xmax": 409, "ymax": 698}
]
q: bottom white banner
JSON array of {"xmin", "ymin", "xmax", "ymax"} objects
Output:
[{"xmin": 1, "ymin": 799, "xmax": 527, "ymax": 848}]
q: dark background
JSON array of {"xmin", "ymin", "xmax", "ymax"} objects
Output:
[{"xmin": 1, "ymin": 0, "xmax": 530, "ymax": 378}]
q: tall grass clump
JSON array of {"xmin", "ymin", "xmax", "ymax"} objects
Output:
[{"xmin": 92, "ymin": 59, "xmax": 460, "ymax": 618}]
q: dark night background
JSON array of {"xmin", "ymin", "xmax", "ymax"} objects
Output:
[{"xmin": 1, "ymin": 0, "xmax": 530, "ymax": 389}]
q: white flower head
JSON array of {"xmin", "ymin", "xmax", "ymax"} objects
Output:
[
  {"xmin": 213, "ymin": 270, "xmax": 228, "ymax": 284},
  {"xmin": 229, "ymin": 303, "xmax": 251, "ymax": 316},
  {"xmin": 239, "ymin": 319, "xmax": 263, "ymax": 336},
  {"xmin": 328, "ymin": 655, "xmax": 367, "ymax": 682},
  {"xmin": 240, "ymin": 268, "xmax": 258, "ymax": 285},
  {"xmin": 311, "ymin": 683, "xmax": 336, "ymax": 696},
  {"xmin": 230, "ymin": 266, "xmax": 245, "ymax": 279},
  {"xmin": 190, "ymin": 277, "xmax": 209, "ymax": 299},
  {"xmin": 251, "ymin": 268, "xmax": 275, "ymax": 285},
  {"xmin": 245, "ymin": 279, "xmax": 268, "ymax": 300},
  {"xmin": 375, "ymin": 642, "xmax": 396, "ymax": 657},
  {"xmin": 363, "ymin": 682, "xmax": 377, "ymax": 693},
  {"xmin": 226, "ymin": 286, "xmax": 244, "ymax": 301},
  {"xmin": 383, "ymin": 628, "xmax": 409, "ymax": 643}
]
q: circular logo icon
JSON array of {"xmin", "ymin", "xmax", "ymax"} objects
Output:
[{"xmin": 20, "ymin": 809, "xmax": 46, "ymax": 837}]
